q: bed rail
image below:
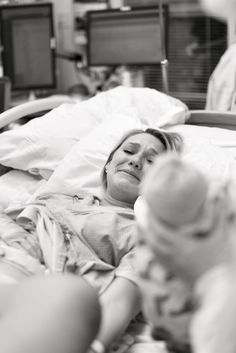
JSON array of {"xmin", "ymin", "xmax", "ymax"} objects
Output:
[
  {"xmin": 0, "ymin": 95, "xmax": 74, "ymax": 129},
  {"xmin": 187, "ymin": 110, "xmax": 236, "ymax": 130}
]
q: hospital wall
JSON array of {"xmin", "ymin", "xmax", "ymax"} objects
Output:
[
  {"xmin": 51, "ymin": 0, "xmax": 228, "ymax": 109},
  {"xmin": 0, "ymin": 0, "xmax": 229, "ymax": 110}
]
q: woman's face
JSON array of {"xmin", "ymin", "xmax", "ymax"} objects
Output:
[{"xmin": 105, "ymin": 133, "xmax": 165, "ymax": 204}]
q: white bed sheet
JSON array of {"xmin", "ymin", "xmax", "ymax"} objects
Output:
[
  {"xmin": 168, "ymin": 124, "xmax": 236, "ymax": 180},
  {"xmin": 169, "ymin": 124, "xmax": 236, "ymax": 157}
]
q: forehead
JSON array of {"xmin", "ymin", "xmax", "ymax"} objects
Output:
[{"xmin": 121, "ymin": 133, "xmax": 164, "ymax": 151}]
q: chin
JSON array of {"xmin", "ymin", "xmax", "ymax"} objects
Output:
[
  {"xmin": 118, "ymin": 177, "xmax": 139, "ymax": 191},
  {"xmin": 111, "ymin": 176, "xmax": 139, "ymax": 203}
]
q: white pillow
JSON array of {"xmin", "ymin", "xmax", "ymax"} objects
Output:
[
  {"xmin": 32, "ymin": 113, "xmax": 236, "ymax": 204},
  {"xmin": 33, "ymin": 112, "xmax": 144, "ymax": 199},
  {"xmin": 0, "ymin": 102, "xmax": 103, "ymax": 179},
  {"xmin": 94, "ymin": 86, "xmax": 188, "ymax": 127},
  {"xmin": 0, "ymin": 87, "xmax": 188, "ymax": 179}
]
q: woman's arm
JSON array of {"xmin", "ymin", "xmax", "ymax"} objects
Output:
[{"xmin": 95, "ymin": 277, "xmax": 141, "ymax": 350}]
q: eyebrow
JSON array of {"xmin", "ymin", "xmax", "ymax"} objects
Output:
[
  {"xmin": 124, "ymin": 142, "xmax": 139, "ymax": 148},
  {"xmin": 146, "ymin": 148, "xmax": 159, "ymax": 155}
]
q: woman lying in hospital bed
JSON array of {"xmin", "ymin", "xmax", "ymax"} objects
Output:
[
  {"xmin": 0, "ymin": 124, "xmax": 182, "ymax": 353},
  {"xmin": 0, "ymin": 86, "xmax": 235, "ymax": 353}
]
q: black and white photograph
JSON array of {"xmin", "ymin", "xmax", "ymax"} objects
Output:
[{"xmin": 0, "ymin": 1, "xmax": 236, "ymax": 353}]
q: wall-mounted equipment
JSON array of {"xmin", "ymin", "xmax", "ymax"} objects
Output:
[
  {"xmin": 86, "ymin": 5, "xmax": 169, "ymax": 67},
  {"xmin": 0, "ymin": 2, "xmax": 56, "ymax": 93}
]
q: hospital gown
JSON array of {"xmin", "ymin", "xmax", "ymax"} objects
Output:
[{"xmin": 0, "ymin": 192, "xmax": 167, "ymax": 353}]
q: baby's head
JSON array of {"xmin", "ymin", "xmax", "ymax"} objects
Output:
[
  {"xmin": 135, "ymin": 153, "xmax": 233, "ymax": 285},
  {"xmin": 141, "ymin": 153, "xmax": 208, "ymax": 228},
  {"xmin": 135, "ymin": 154, "xmax": 235, "ymax": 348}
]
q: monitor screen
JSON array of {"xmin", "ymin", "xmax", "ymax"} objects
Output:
[
  {"xmin": 87, "ymin": 6, "xmax": 169, "ymax": 66},
  {"xmin": 0, "ymin": 3, "xmax": 56, "ymax": 91}
]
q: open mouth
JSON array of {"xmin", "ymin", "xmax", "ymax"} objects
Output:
[{"xmin": 119, "ymin": 170, "xmax": 140, "ymax": 182}]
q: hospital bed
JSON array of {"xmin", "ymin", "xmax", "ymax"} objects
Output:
[
  {"xmin": 0, "ymin": 86, "xmax": 236, "ymax": 353},
  {"xmin": 0, "ymin": 86, "xmax": 235, "ymax": 211},
  {"xmin": 188, "ymin": 110, "xmax": 236, "ymax": 130}
]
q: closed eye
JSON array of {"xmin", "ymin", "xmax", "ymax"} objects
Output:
[
  {"xmin": 146, "ymin": 155, "xmax": 157, "ymax": 164},
  {"xmin": 124, "ymin": 149, "xmax": 134, "ymax": 154}
]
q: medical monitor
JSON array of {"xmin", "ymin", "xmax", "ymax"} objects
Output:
[
  {"xmin": 87, "ymin": 6, "xmax": 169, "ymax": 66},
  {"xmin": 0, "ymin": 2, "xmax": 56, "ymax": 91}
]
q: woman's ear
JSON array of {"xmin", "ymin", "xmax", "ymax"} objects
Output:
[{"xmin": 105, "ymin": 163, "xmax": 110, "ymax": 173}]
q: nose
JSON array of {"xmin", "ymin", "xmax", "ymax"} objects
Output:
[{"xmin": 128, "ymin": 156, "xmax": 142, "ymax": 169}]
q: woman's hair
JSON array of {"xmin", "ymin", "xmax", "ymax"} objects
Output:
[{"xmin": 101, "ymin": 128, "xmax": 183, "ymax": 189}]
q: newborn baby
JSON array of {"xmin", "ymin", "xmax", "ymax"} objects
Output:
[{"xmin": 135, "ymin": 153, "xmax": 236, "ymax": 353}]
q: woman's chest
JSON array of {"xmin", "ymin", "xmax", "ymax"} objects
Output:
[{"xmin": 81, "ymin": 212, "xmax": 135, "ymax": 265}]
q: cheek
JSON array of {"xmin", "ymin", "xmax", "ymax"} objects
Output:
[
  {"xmin": 142, "ymin": 160, "xmax": 158, "ymax": 177},
  {"xmin": 140, "ymin": 164, "xmax": 151, "ymax": 180},
  {"xmin": 110, "ymin": 150, "xmax": 125, "ymax": 164},
  {"xmin": 107, "ymin": 155, "xmax": 124, "ymax": 175}
]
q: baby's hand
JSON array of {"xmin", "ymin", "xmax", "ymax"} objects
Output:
[{"xmin": 161, "ymin": 278, "xmax": 194, "ymax": 316}]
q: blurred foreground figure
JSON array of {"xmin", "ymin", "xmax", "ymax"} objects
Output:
[
  {"xmin": 0, "ymin": 275, "xmax": 101, "ymax": 353},
  {"xmin": 135, "ymin": 153, "xmax": 236, "ymax": 353}
]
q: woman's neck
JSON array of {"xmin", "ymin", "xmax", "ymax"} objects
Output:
[{"xmin": 101, "ymin": 193, "xmax": 134, "ymax": 209}]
